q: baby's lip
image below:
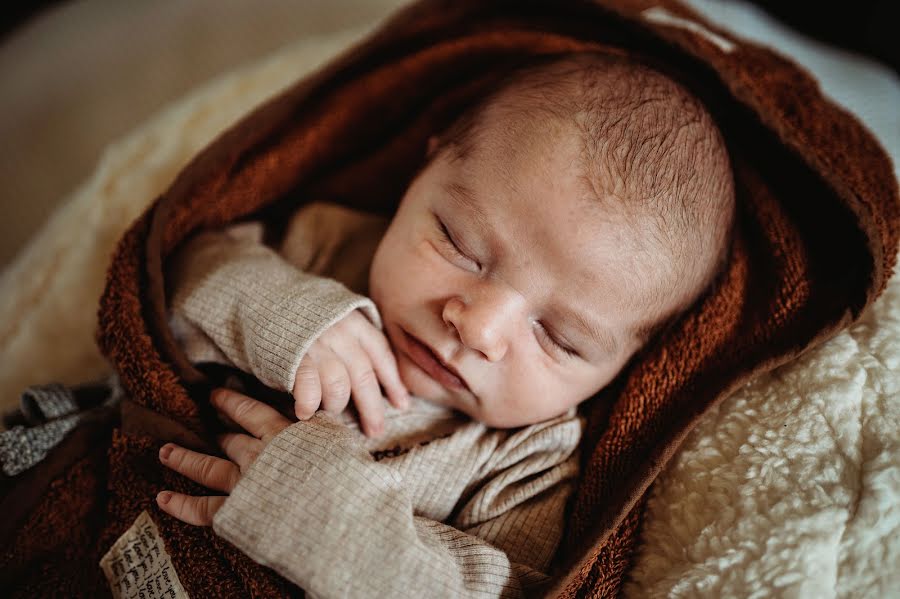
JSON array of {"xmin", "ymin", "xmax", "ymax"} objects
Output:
[{"xmin": 400, "ymin": 328, "xmax": 470, "ymax": 393}]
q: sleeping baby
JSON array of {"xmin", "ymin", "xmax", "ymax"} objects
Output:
[{"xmin": 155, "ymin": 52, "xmax": 734, "ymax": 597}]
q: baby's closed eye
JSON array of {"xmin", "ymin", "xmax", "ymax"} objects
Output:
[{"xmin": 433, "ymin": 213, "xmax": 481, "ymax": 272}]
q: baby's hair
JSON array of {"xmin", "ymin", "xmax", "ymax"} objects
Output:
[{"xmin": 435, "ymin": 53, "xmax": 735, "ymax": 340}]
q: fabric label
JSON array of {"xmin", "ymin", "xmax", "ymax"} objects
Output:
[
  {"xmin": 642, "ymin": 7, "xmax": 736, "ymax": 53},
  {"xmin": 100, "ymin": 510, "xmax": 189, "ymax": 599}
]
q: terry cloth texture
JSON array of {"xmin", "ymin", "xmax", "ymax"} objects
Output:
[{"xmin": 3, "ymin": 0, "xmax": 898, "ymax": 597}]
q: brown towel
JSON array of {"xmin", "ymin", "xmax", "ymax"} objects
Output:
[{"xmin": 3, "ymin": 0, "xmax": 897, "ymax": 597}]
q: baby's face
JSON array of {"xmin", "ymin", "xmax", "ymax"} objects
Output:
[{"xmin": 369, "ymin": 119, "xmax": 694, "ymax": 427}]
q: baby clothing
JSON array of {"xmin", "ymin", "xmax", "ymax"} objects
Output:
[{"xmin": 168, "ymin": 202, "xmax": 584, "ymax": 598}]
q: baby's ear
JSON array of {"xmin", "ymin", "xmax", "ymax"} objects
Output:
[{"xmin": 426, "ymin": 135, "xmax": 440, "ymax": 158}]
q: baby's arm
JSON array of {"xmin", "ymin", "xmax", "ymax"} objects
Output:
[
  {"xmin": 212, "ymin": 412, "xmax": 582, "ymax": 598},
  {"xmin": 168, "ymin": 228, "xmax": 406, "ymax": 434}
]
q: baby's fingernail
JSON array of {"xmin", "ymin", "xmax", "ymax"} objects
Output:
[
  {"xmin": 157, "ymin": 491, "xmax": 172, "ymax": 505},
  {"xmin": 159, "ymin": 444, "xmax": 173, "ymax": 461},
  {"xmin": 211, "ymin": 389, "xmax": 226, "ymax": 406}
]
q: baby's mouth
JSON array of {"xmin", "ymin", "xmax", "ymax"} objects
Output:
[{"xmin": 400, "ymin": 328, "xmax": 470, "ymax": 393}]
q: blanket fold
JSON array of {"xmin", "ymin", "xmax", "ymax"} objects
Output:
[{"xmin": 5, "ymin": 1, "xmax": 897, "ymax": 597}]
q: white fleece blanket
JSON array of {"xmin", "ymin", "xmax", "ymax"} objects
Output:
[{"xmin": 0, "ymin": 1, "xmax": 896, "ymax": 597}]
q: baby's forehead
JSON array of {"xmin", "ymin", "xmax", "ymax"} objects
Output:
[
  {"xmin": 446, "ymin": 106, "xmax": 655, "ymax": 245},
  {"xmin": 440, "ymin": 116, "xmax": 719, "ymax": 308},
  {"xmin": 440, "ymin": 144, "xmax": 667, "ymax": 301}
]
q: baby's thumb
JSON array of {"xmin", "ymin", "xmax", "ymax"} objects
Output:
[{"xmin": 293, "ymin": 356, "xmax": 322, "ymax": 419}]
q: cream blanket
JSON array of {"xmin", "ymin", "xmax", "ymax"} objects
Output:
[{"xmin": 0, "ymin": 1, "xmax": 896, "ymax": 596}]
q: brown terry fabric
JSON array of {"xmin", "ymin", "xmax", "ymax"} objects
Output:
[
  {"xmin": 98, "ymin": 430, "xmax": 299, "ymax": 598},
  {"xmin": 1, "ymin": 450, "xmax": 110, "ymax": 597},
  {"xmin": 6, "ymin": 0, "xmax": 895, "ymax": 597}
]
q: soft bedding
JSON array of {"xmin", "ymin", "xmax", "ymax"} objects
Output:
[{"xmin": 0, "ymin": 1, "xmax": 896, "ymax": 596}]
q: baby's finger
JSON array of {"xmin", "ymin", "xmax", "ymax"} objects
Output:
[
  {"xmin": 360, "ymin": 327, "xmax": 409, "ymax": 409},
  {"xmin": 156, "ymin": 491, "xmax": 226, "ymax": 527},
  {"xmin": 212, "ymin": 389, "xmax": 291, "ymax": 441},
  {"xmin": 293, "ymin": 354, "xmax": 322, "ymax": 420},
  {"xmin": 317, "ymin": 352, "xmax": 352, "ymax": 414},
  {"xmin": 218, "ymin": 433, "xmax": 264, "ymax": 472},
  {"xmin": 343, "ymin": 347, "xmax": 385, "ymax": 437},
  {"xmin": 159, "ymin": 443, "xmax": 240, "ymax": 493}
]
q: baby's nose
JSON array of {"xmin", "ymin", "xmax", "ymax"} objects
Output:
[{"xmin": 442, "ymin": 285, "xmax": 522, "ymax": 362}]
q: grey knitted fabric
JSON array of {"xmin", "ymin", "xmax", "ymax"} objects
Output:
[
  {"xmin": 0, "ymin": 414, "xmax": 79, "ymax": 476},
  {"xmin": 19, "ymin": 383, "xmax": 79, "ymax": 423},
  {"xmin": 0, "ymin": 374, "xmax": 123, "ymax": 477}
]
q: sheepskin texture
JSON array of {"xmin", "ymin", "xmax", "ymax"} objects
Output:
[
  {"xmin": 0, "ymin": 1, "xmax": 896, "ymax": 596},
  {"xmin": 624, "ymin": 271, "xmax": 900, "ymax": 597}
]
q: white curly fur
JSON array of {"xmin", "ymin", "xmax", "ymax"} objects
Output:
[{"xmin": 625, "ymin": 268, "xmax": 900, "ymax": 597}]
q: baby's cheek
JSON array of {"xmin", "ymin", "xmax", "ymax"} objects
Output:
[
  {"xmin": 371, "ymin": 247, "xmax": 417, "ymax": 308},
  {"xmin": 491, "ymin": 363, "xmax": 558, "ymax": 425}
]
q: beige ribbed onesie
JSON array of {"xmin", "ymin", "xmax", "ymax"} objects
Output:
[{"xmin": 168, "ymin": 202, "xmax": 585, "ymax": 598}]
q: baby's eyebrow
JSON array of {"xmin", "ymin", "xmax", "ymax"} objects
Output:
[
  {"xmin": 442, "ymin": 181, "xmax": 490, "ymax": 227},
  {"xmin": 444, "ymin": 181, "xmax": 476, "ymax": 205},
  {"xmin": 561, "ymin": 307, "xmax": 619, "ymax": 356}
]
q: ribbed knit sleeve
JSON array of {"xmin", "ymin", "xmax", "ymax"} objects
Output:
[
  {"xmin": 168, "ymin": 229, "xmax": 381, "ymax": 393},
  {"xmin": 212, "ymin": 412, "xmax": 583, "ymax": 598}
]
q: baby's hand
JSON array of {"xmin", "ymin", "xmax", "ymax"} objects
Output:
[{"xmin": 292, "ymin": 310, "xmax": 409, "ymax": 437}]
